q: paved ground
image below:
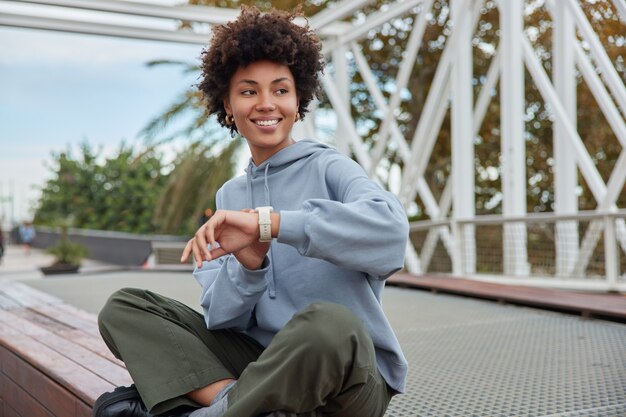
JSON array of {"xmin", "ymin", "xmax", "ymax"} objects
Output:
[{"xmin": 1, "ymin": 245, "xmax": 625, "ymax": 417}]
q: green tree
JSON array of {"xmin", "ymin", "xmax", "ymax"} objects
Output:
[
  {"xmin": 35, "ymin": 143, "xmax": 99, "ymax": 226},
  {"xmin": 35, "ymin": 142, "xmax": 167, "ymax": 233}
]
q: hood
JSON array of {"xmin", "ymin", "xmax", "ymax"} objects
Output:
[{"xmin": 245, "ymin": 139, "xmax": 330, "ymax": 177}]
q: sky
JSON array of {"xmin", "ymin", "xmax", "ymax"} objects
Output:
[{"xmin": 0, "ymin": 1, "xmax": 205, "ymax": 227}]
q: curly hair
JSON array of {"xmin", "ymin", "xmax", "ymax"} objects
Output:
[{"xmin": 198, "ymin": 6, "xmax": 324, "ymax": 135}]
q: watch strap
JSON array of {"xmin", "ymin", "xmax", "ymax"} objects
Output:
[{"xmin": 255, "ymin": 206, "xmax": 273, "ymax": 242}]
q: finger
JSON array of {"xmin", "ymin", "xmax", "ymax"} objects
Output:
[
  {"xmin": 180, "ymin": 240, "xmax": 193, "ymax": 263},
  {"xmin": 204, "ymin": 224, "xmax": 216, "ymax": 259},
  {"xmin": 205, "ymin": 210, "xmax": 226, "ymax": 251},
  {"xmin": 191, "ymin": 240, "xmax": 205, "ymax": 268},
  {"xmin": 195, "ymin": 225, "xmax": 211, "ymax": 261},
  {"xmin": 208, "ymin": 246, "xmax": 228, "ymax": 261}
]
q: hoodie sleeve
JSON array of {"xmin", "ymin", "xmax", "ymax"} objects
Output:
[
  {"xmin": 277, "ymin": 154, "xmax": 409, "ymax": 278},
  {"xmin": 193, "ymin": 256, "xmax": 269, "ymax": 330},
  {"xmin": 193, "ymin": 188, "xmax": 269, "ymax": 331}
]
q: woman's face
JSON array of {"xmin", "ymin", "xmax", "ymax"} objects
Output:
[{"xmin": 224, "ymin": 60, "xmax": 299, "ymax": 165}]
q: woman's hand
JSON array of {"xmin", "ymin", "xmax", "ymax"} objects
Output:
[{"xmin": 181, "ymin": 209, "xmax": 270, "ymax": 270}]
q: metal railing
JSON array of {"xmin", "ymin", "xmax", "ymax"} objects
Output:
[{"xmin": 408, "ymin": 210, "xmax": 626, "ymax": 292}]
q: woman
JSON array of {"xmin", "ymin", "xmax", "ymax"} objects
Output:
[{"xmin": 95, "ymin": 7, "xmax": 408, "ymax": 417}]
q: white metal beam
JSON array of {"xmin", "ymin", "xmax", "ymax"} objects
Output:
[
  {"xmin": 399, "ymin": 78, "xmax": 451, "ymax": 206},
  {"xmin": 604, "ymin": 215, "xmax": 619, "ymax": 290},
  {"xmin": 574, "ymin": 43, "xmax": 626, "ymax": 148},
  {"xmin": 473, "ymin": 47, "xmax": 500, "ymax": 136},
  {"xmin": 308, "ymin": 0, "xmax": 375, "ymax": 30},
  {"xmin": 336, "ymin": 0, "xmax": 425, "ymax": 46},
  {"xmin": 321, "ymin": 72, "xmax": 372, "ymax": 172},
  {"xmin": 332, "ymin": 45, "xmax": 351, "ymax": 155},
  {"xmin": 499, "ymin": 0, "xmax": 528, "ymax": 276},
  {"xmin": 369, "ymin": 0, "xmax": 433, "ymax": 174},
  {"xmin": 451, "ymin": 0, "xmax": 476, "ymax": 274},
  {"xmin": 400, "ymin": 0, "xmax": 482, "ymax": 205},
  {"xmin": 348, "ymin": 54, "xmax": 435, "ymax": 277},
  {"xmin": 0, "ymin": 11, "xmax": 209, "ymax": 44},
  {"xmin": 10, "ymin": 0, "xmax": 238, "ymax": 24},
  {"xmin": 564, "ymin": 0, "xmax": 626, "ymax": 118},
  {"xmin": 526, "ymin": 31, "xmax": 626, "ymax": 277},
  {"xmin": 419, "ymin": 178, "xmax": 454, "ymax": 271},
  {"xmin": 350, "ymin": 41, "xmax": 445, "ymax": 225},
  {"xmin": 350, "ymin": 42, "xmax": 411, "ymax": 161},
  {"xmin": 522, "ymin": 36, "xmax": 608, "ymax": 203},
  {"xmin": 552, "ymin": 0, "xmax": 578, "ymax": 277},
  {"xmin": 613, "ymin": 0, "xmax": 626, "ymax": 23},
  {"xmin": 1, "ymin": 0, "xmax": 352, "ymax": 38}
]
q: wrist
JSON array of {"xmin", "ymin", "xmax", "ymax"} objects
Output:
[
  {"xmin": 238, "ymin": 252, "xmax": 268, "ymax": 270},
  {"xmin": 270, "ymin": 212, "xmax": 280, "ymax": 238}
]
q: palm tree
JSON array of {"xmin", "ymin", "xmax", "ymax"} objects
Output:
[
  {"xmin": 139, "ymin": 59, "xmax": 241, "ymax": 235},
  {"xmin": 154, "ymin": 137, "xmax": 242, "ymax": 235}
]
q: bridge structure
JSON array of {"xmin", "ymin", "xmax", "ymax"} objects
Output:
[{"xmin": 1, "ymin": 0, "xmax": 625, "ymax": 291}]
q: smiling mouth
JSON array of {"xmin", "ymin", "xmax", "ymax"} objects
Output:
[{"xmin": 254, "ymin": 119, "xmax": 280, "ymax": 127}]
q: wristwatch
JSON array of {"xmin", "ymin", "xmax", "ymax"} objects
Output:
[{"xmin": 255, "ymin": 206, "xmax": 273, "ymax": 242}]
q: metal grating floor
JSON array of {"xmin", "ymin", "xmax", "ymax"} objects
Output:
[{"xmin": 382, "ymin": 287, "xmax": 626, "ymax": 417}]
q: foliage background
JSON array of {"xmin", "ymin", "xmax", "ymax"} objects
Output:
[{"xmin": 34, "ymin": 139, "xmax": 239, "ymax": 236}]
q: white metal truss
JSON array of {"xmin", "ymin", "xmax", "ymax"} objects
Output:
[
  {"xmin": 1, "ymin": 0, "xmax": 625, "ymax": 288},
  {"xmin": 552, "ymin": 0, "xmax": 578, "ymax": 277},
  {"xmin": 0, "ymin": 0, "xmax": 353, "ymax": 42}
]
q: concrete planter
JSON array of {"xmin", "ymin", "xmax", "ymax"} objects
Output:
[{"xmin": 40, "ymin": 263, "xmax": 80, "ymax": 275}]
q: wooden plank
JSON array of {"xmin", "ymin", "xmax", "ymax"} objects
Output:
[
  {"xmin": 0, "ymin": 282, "xmax": 129, "ymax": 414},
  {"xmin": 0, "ymin": 321, "xmax": 116, "ymax": 405},
  {"xmin": 0, "ymin": 293, "xmax": 21, "ymax": 310},
  {"xmin": 11, "ymin": 308, "xmax": 126, "ymax": 367},
  {"xmin": 0, "ymin": 309, "xmax": 132, "ymax": 387},
  {"xmin": 76, "ymin": 401, "xmax": 93, "ymax": 417},
  {"xmin": 56, "ymin": 327, "xmax": 126, "ymax": 367},
  {"xmin": 0, "ymin": 283, "xmax": 125, "ymax": 367},
  {"xmin": 1, "ymin": 346, "xmax": 77, "ymax": 417},
  {"xmin": 388, "ymin": 273, "xmax": 626, "ymax": 320},
  {"xmin": 4, "ymin": 403, "xmax": 21, "ymax": 417},
  {"xmin": 10, "ymin": 282, "xmax": 99, "ymax": 325},
  {"xmin": 1, "ymin": 377, "xmax": 55, "ymax": 417},
  {"xmin": 0, "ymin": 283, "xmax": 100, "ymax": 336}
]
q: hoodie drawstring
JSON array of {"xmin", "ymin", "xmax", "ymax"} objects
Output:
[
  {"xmin": 245, "ymin": 162, "xmax": 253, "ymax": 211},
  {"xmin": 247, "ymin": 162, "xmax": 277, "ymax": 299},
  {"xmin": 263, "ymin": 163, "xmax": 277, "ymax": 298}
]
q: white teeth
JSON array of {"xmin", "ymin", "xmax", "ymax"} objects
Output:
[{"xmin": 255, "ymin": 119, "xmax": 279, "ymax": 126}]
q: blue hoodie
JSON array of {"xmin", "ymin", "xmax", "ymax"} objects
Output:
[{"xmin": 193, "ymin": 139, "xmax": 409, "ymax": 393}]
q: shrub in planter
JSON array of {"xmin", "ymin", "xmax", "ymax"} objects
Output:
[{"xmin": 41, "ymin": 224, "xmax": 88, "ymax": 275}]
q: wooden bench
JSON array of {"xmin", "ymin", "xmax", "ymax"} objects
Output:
[{"xmin": 0, "ymin": 281, "xmax": 132, "ymax": 417}]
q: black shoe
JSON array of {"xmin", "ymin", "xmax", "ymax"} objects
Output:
[
  {"xmin": 93, "ymin": 385, "xmax": 195, "ymax": 417},
  {"xmin": 92, "ymin": 385, "xmax": 150, "ymax": 417}
]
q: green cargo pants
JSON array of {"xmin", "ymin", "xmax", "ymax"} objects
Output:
[{"xmin": 98, "ymin": 288, "xmax": 392, "ymax": 417}]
